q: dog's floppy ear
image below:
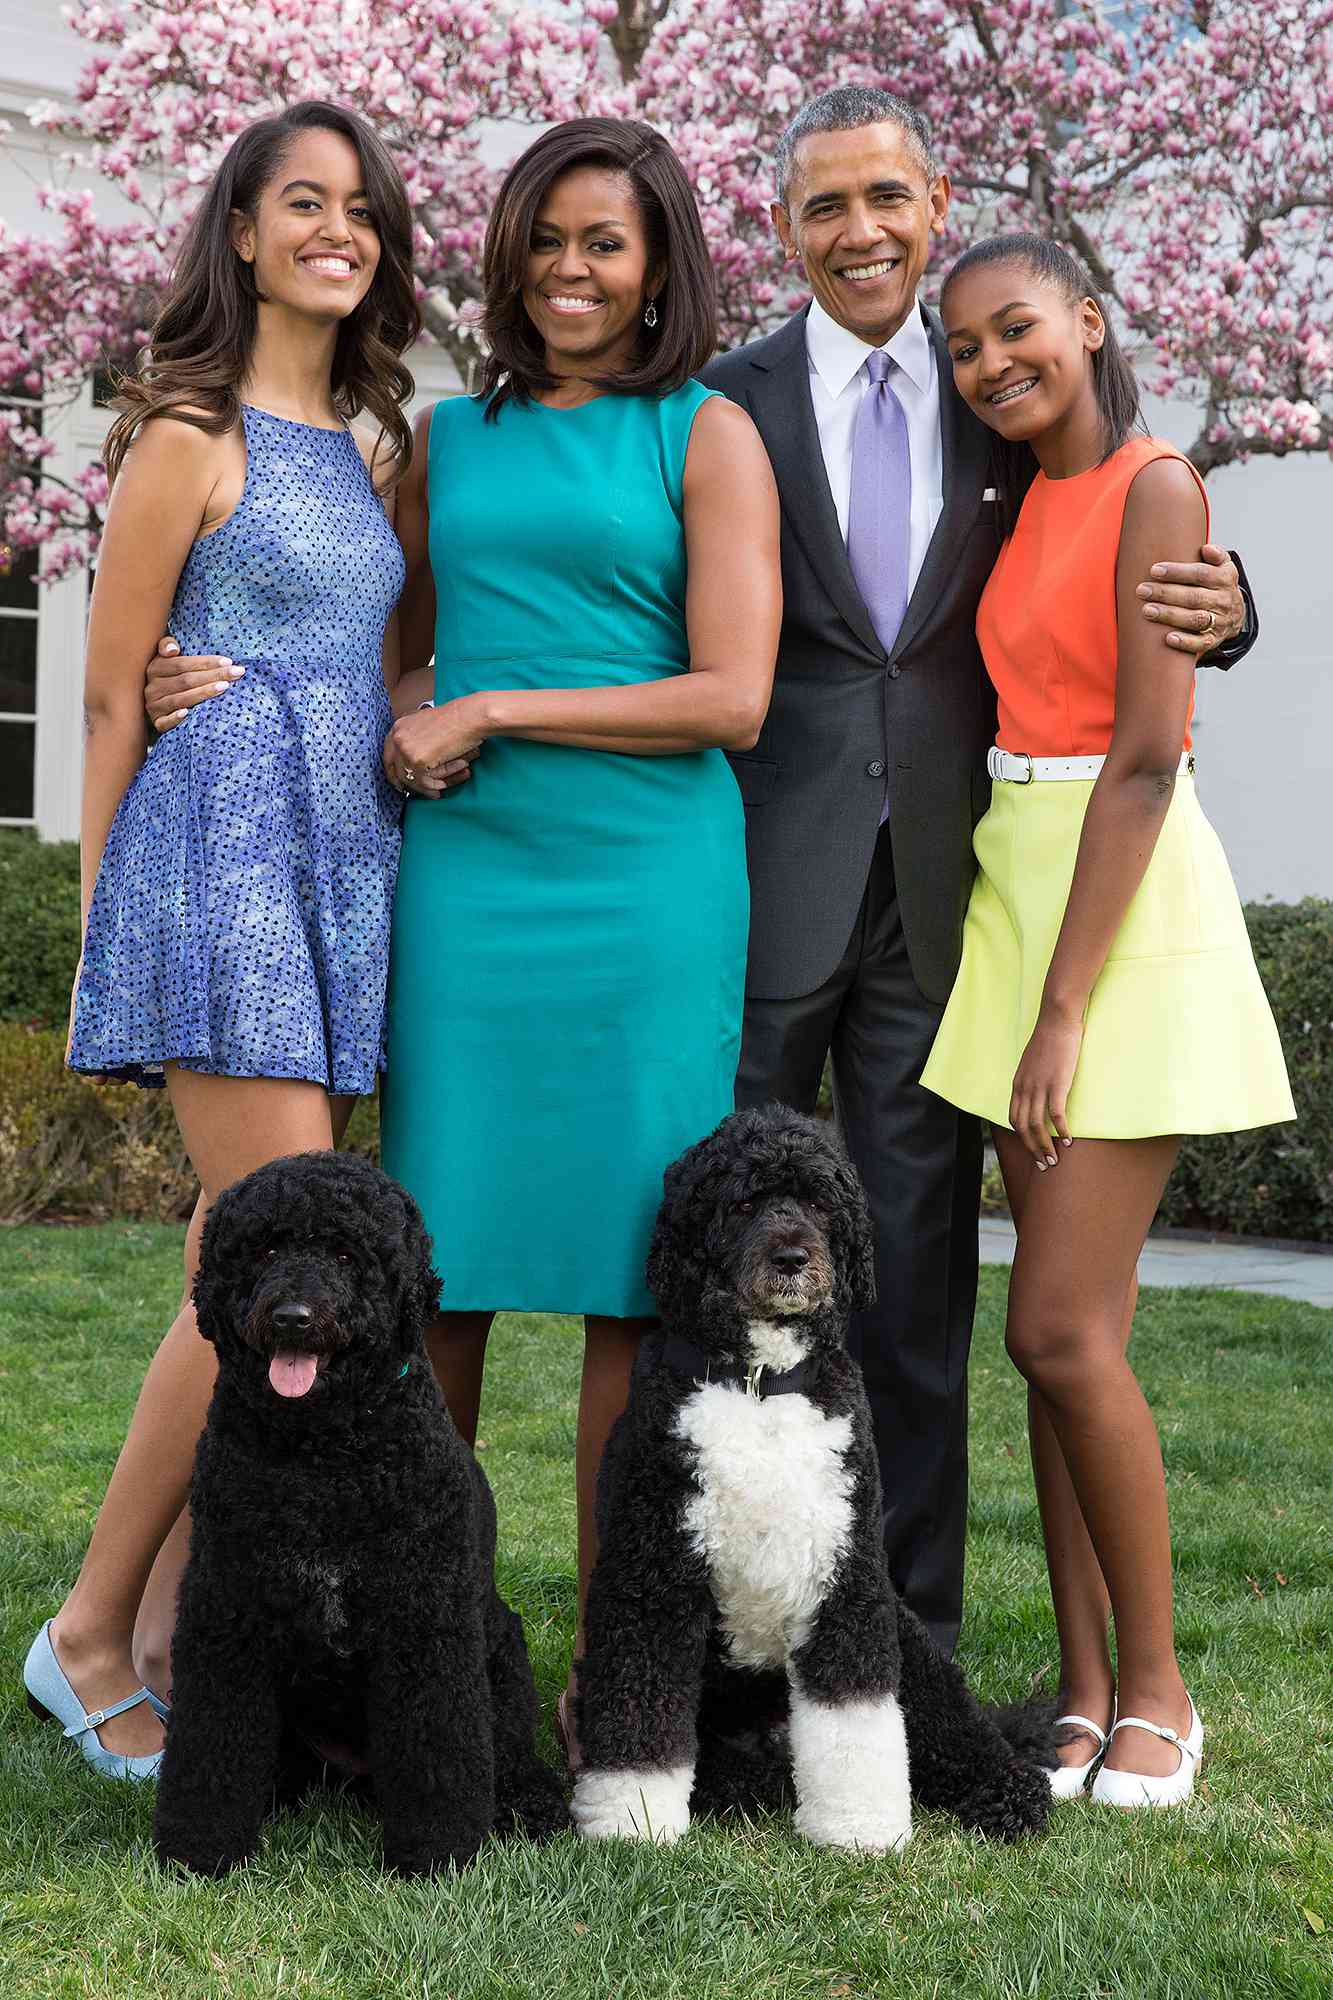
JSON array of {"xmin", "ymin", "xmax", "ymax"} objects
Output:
[
  {"xmin": 393, "ymin": 1183, "xmax": 442, "ymax": 1343},
  {"xmin": 190, "ymin": 1186, "xmax": 237, "ymax": 1349},
  {"xmin": 844, "ymin": 1192, "xmax": 877, "ymax": 1311},
  {"xmin": 645, "ymin": 1135, "xmax": 721, "ymax": 1319},
  {"xmin": 645, "ymin": 1153, "xmax": 690, "ymax": 1318},
  {"xmin": 827, "ymin": 1146, "xmax": 877, "ymax": 1312}
]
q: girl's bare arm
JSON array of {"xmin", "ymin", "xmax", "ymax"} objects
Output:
[{"xmin": 80, "ymin": 418, "xmax": 222, "ymax": 925}]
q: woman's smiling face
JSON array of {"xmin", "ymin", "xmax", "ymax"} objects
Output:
[
  {"xmin": 523, "ymin": 166, "xmax": 661, "ymax": 380},
  {"xmin": 943, "ymin": 259, "xmax": 1104, "ymax": 441},
  {"xmin": 232, "ymin": 126, "xmax": 381, "ymax": 325}
]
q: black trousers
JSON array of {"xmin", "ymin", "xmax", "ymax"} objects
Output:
[{"xmin": 736, "ymin": 823, "xmax": 983, "ymax": 1657}]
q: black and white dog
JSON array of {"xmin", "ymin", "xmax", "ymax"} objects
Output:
[{"xmin": 571, "ymin": 1106, "xmax": 1056, "ymax": 1850}]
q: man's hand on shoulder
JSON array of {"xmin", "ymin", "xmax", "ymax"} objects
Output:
[{"xmin": 1135, "ymin": 543, "xmax": 1248, "ymax": 661}]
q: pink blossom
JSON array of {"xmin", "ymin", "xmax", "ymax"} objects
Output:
[{"xmin": 1, "ymin": 0, "xmax": 1329, "ymax": 560}]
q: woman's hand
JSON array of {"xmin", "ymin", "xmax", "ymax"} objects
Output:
[
  {"xmin": 1009, "ymin": 1005, "xmax": 1084, "ymax": 1168},
  {"xmin": 383, "ymin": 696, "xmax": 486, "ymax": 797},
  {"xmin": 145, "ymin": 635, "xmax": 243, "ymax": 732}
]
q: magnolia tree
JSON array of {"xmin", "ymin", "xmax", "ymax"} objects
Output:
[
  {"xmin": 0, "ymin": 0, "xmax": 615, "ymax": 574},
  {"xmin": 642, "ymin": 0, "xmax": 1333, "ymax": 474},
  {"xmin": 1, "ymin": 0, "xmax": 1330, "ymax": 574}
]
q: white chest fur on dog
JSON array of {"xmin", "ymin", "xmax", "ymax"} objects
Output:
[{"xmin": 675, "ymin": 1381, "xmax": 854, "ymax": 1672}]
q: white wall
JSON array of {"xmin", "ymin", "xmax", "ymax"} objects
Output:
[
  {"xmin": 1192, "ymin": 452, "xmax": 1333, "ymax": 903},
  {"xmin": 1133, "ymin": 387, "xmax": 1333, "ymax": 904}
]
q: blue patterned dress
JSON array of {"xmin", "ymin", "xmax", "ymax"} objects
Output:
[{"xmin": 70, "ymin": 406, "xmax": 405, "ymax": 1093}]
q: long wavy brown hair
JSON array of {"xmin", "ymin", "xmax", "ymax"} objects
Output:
[{"xmin": 104, "ymin": 101, "xmax": 420, "ymax": 482}]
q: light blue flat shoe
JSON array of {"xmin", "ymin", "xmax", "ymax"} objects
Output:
[{"xmin": 24, "ymin": 1621, "xmax": 168, "ymax": 1781}]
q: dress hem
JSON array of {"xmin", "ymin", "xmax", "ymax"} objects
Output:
[
  {"xmin": 437, "ymin": 1291, "xmax": 658, "ymax": 1320},
  {"xmin": 920, "ymin": 1076, "xmax": 1297, "ymax": 1142},
  {"xmin": 67, "ymin": 1054, "xmax": 385, "ymax": 1097}
]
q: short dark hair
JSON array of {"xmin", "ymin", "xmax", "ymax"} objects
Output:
[
  {"xmin": 775, "ymin": 87, "xmax": 936, "ymax": 207},
  {"xmin": 941, "ymin": 231, "xmax": 1147, "ymax": 533},
  {"xmin": 478, "ymin": 117, "xmax": 719, "ymax": 420}
]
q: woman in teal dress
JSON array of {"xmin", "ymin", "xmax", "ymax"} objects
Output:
[{"xmin": 381, "ymin": 119, "xmax": 781, "ymax": 1752}]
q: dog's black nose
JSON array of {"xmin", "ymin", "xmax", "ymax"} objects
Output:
[
  {"xmin": 271, "ymin": 1300, "xmax": 315, "ymax": 1335},
  {"xmin": 771, "ymin": 1244, "xmax": 810, "ymax": 1274}
]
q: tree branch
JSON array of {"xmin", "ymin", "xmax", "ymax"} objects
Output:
[
  {"xmin": 1242, "ymin": 193, "xmax": 1333, "ymax": 260},
  {"xmin": 608, "ymin": 0, "xmax": 674, "ymax": 82},
  {"xmin": 1186, "ymin": 411, "xmax": 1332, "ymax": 476}
]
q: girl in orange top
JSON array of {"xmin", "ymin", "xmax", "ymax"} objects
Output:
[{"xmin": 923, "ymin": 234, "xmax": 1292, "ymax": 1809}]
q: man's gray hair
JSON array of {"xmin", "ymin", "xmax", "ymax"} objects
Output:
[{"xmin": 774, "ymin": 86, "xmax": 937, "ymax": 207}]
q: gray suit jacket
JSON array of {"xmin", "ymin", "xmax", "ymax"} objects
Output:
[{"xmin": 701, "ymin": 304, "xmax": 1001, "ymax": 1007}]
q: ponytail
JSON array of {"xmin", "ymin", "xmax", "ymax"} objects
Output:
[{"xmin": 941, "ymin": 232, "xmax": 1144, "ymax": 535}]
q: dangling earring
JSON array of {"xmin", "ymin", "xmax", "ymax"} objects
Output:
[{"xmin": 644, "ymin": 299, "xmax": 659, "ymax": 330}]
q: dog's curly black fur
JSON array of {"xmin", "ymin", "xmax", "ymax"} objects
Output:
[
  {"xmin": 572, "ymin": 1106, "xmax": 1058, "ymax": 1849},
  {"xmin": 152, "ymin": 1152, "xmax": 567, "ymax": 1878}
]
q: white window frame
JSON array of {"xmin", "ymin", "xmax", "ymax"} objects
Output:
[
  {"xmin": 32, "ymin": 377, "xmax": 111, "ymax": 841},
  {"xmin": 0, "ymin": 389, "xmax": 42, "ymax": 828}
]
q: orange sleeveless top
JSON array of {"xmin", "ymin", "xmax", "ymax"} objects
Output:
[{"xmin": 976, "ymin": 436, "xmax": 1210, "ymax": 758}]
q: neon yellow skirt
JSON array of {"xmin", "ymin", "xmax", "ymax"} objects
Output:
[{"xmin": 921, "ymin": 774, "xmax": 1296, "ymax": 1139}]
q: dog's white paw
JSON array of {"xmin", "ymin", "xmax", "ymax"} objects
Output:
[
  {"xmin": 789, "ymin": 1688, "xmax": 912, "ymax": 1854},
  {"xmin": 570, "ymin": 1764, "xmax": 694, "ymax": 1844},
  {"xmin": 792, "ymin": 1801, "xmax": 913, "ymax": 1854}
]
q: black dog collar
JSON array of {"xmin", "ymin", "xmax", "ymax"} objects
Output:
[{"xmin": 659, "ymin": 1335, "xmax": 813, "ymax": 1399}]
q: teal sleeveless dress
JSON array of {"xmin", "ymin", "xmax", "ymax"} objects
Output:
[{"xmin": 381, "ymin": 383, "xmax": 747, "ymax": 1317}]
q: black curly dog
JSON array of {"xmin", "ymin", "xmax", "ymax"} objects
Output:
[
  {"xmin": 571, "ymin": 1105, "xmax": 1058, "ymax": 1849},
  {"xmin": 152, "ymin": 1152, "xmax": 567, "ymax": 1878}
]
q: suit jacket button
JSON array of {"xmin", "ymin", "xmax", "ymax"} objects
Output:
[
  {"xmin": 866, "ymin": 760, "xmax": 886, "ymax": 779},
  {"xmin": 888, "ymin": 664, "xmax": 902, "ymax": 680}
]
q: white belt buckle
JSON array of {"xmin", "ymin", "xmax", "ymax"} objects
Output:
[{"xmin": 988, "ymin": 746, "xmax": 1036, "ymax": 784}]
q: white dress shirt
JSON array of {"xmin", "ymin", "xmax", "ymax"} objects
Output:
[{"xmin": 804, "ymin": 295, "xmax": 945, "ymax": 600}]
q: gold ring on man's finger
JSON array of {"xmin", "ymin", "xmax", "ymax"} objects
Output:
[{"xmin": 1200, "ymin": 609, "xmax": 1215, "ymax": 632}]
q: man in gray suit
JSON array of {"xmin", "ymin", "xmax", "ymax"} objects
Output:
[{"xmin": 700, "ymin": 86, "xmax": 1253, "ymax": 1655}]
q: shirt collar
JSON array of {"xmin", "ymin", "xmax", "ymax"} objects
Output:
[{"xmin": 805, "ymin": 294, "xmax": 933, "ymax": 399}]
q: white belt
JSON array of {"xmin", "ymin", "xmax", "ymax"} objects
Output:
[{"xmin": 987, "ymin": 748, "xmax": 1196, "ymax": 784}]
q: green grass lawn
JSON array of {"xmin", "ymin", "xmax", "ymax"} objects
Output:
[{"xmin": 1, "ymin": 1224, "xmax": 1330, "ymax": 2000}]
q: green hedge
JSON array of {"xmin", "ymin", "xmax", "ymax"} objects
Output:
[
  {"xmin": 0, "ymin": 832, "xmax": 82, "ymax": 1029},
  {"xmin": 1, "ymin": 830, "xmax": 1326, "ymax": 1239},
  {"xmin": 1158, "ymin": 899, "xmax": 1332, "ymax": 1242}
]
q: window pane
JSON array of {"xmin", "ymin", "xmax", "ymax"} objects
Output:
[
  {"xmin": 0, "ymin": 719, "xmax": 35, "ymax": 818},
  {"xmin": 0, "ymin": 544, "xmax": 38, "ymax": 613},
  {"xmin": 0, "ymin": 618, "xmax": 37, "ymax": 713}
]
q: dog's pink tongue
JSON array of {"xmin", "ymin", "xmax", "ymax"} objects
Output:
[{"xmin": 269, "ymin": 1351, "xmax": 319, "ymax": 1399}]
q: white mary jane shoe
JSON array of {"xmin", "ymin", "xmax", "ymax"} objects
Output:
[
  {"xmin": 1090, "ymin": 1699, "xmax": 1203, "ymax": 1809},
  {"xmin": 1047, "ymin": 1708, "xmax": 1113, "ymax": 1801}
]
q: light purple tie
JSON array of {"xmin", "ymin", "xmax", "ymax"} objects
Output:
[
  {"xmin": 847, "ymin": 349, "xmax": 912, "ymax": 656},
  {"xmin": 847, "ymin": 350, "xmax": 911, "ymax": 822}
]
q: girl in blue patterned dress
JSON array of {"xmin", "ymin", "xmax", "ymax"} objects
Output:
[
  {"xmin": 24, "ymin": 102, "xmax": 418, "ymax": 1777},
  {"xmin": 133, "ymin": 120, "xmax": 783, "ymax": 1779}
]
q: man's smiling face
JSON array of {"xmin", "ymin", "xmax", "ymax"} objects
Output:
[{"xmin": 773, "ymin": 120, "xmax": 951, "ymax": 346}]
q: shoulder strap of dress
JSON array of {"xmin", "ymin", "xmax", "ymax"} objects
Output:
[
  {"xmin": 1128, "ymin": 437, "xmax": 1211, "ymax": 544},
  {"xmin": 651, "ymin": 379, "xmax": 718, "ymax": 496}
]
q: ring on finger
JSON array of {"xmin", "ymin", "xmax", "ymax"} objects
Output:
[{"xmin": 1200, "ymin": 609, "xmax": 1215, "ymax": 632}]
